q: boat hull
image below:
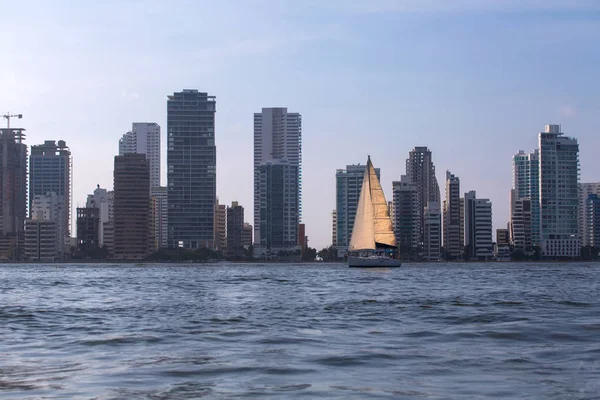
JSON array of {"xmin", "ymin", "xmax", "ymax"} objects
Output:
[{"xmin": 348, "ymin": 256, "xmax": 402, "ymax": 268}]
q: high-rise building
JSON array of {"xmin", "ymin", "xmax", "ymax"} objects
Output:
[
  {"xmin": 538, "ymin": 125, "xmax": 580, "ymax": 257},
  {"xmin": 113, "ymin": 154, "xmax": 151, "ymax": 260},
  {"xmin": 512, "ymin": 149, "xmax": 540, "ymax": 245},
  {"xmin": 586, "ymin": 194, "xmax": 600, "ymax": 247},
  {"xmin": 496, "ymin": 228, "xmax": 510, "ymax": 246},
  {"xmin": 331, "ymin": 210, "xmax": 337, "ymax": 247},
  {"xmin": 578, "ymin": 183, "xmax": 600, "ymax": 246},
  {"xmin": 0, "ymin": 126, "xmax": 27, "ymax": 259},
  {"xmin": 253, "ymin": 107, "xmax": 301, "ymax": 255},
  {"xmin": 443, "ymin": 171, "xmax": 462, "ymax": 259},
  {"xmin": 86, "ymin": 185, "xmax": 110, "ymax": 247},
  {"xmin": 119, "ymin": 123, "xmax": 161, "ymax": 189},
  {"xmin": 405, "ymin": 147, "xmax": 440, "ymax": 251},
  {"xmin": 167, "ymin": 90, "xmax": 216, "ymax": 250},
  {"xmin": 29, "ymin": 140, "xmax": 71, "ymax": 243},
  {"xmin": 30, "ymin": 193, "xmax": 64, "ymax": 253},
  {"xmin": 215, "ymin": 199, "xmax": 227, "ymax": 252},
  {"xmin": 24, "ymin": 219, "xmax": 58, "ymax": 262},
  {"xmin": 242, "ymin": 223, "xmax": 253, "ymax": 248},
  {"xmin": 464, "ymin": 191, "xmax": 493, "ymax": 260},
  {"xmin": 226, "ymin": 201, "xmax": 244, "ymax": 260},
  {"xmin": 335, "ymin": 164, "xmax": 380, "ymax": 254},
  {"xmin": 76, "ymin": 207, "xmax": 100, "ymax": 252},
  {"xmin": 256, "ymin": 160, "xmax": 300, "ymax": 257},
  {"xmin": 509, "ymin": 189, "xmax": 532, "ymax": 253},
  {"xmin": 151, "ymin": 186, "xmax": 168, "ymax": 250},
  {"xmin": 392, "ymin": 175, "xmax": 419, "ymax": 254},
  {"xmin": 423, "ymin": 201, "xmax": 441, "ymax": 261}
]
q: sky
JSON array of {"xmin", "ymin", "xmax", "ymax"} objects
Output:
[{"xmin": 1, "ymin": 0, "xmax": 599, "ymax": 249}]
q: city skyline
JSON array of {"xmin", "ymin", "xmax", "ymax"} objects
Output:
[{"xmin": 2, "ymin": 1, "xmax": 600, "ymax": 249}]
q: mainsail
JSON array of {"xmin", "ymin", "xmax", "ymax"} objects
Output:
[{"xmin": 349, "ymin": 156, "xmax": 397, "ymax": 251}]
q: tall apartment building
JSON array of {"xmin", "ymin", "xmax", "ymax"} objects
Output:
[
  {"xmin": 254, "ymin": 108, "xmax": 302, "ymax": 256},
  {"xmin": 579, "ymin": 182, "xmax": 600, "ymax": 246},
  {"xmin": 538, "ymin": 125, "xmax": 580, "ymax": 257},
  {"xmin": 30, "ymin": 193, "xmax": 64, "ymax": 254},
  {"xmin": 113, "ymin": 154, "xmax": 151, "ymax": 260},
  {"xmin": 392, "ymin": 175, "xmax": 419, "ymax": 254},
  {"xmin": 335, "ymin": 164, "xmax": 380, "ymax": 254},
  {"xmin": 151, "ymin": 186, "xmax": 168, "ymax": 250},
  {"xmin": 29, "ymin": 140, "xmax": 71, "ymax": 243},
  {"xmin": 257, "ymin": 160, "xmax": 300, "ymax": 257},
  {"xmin": 443, "ymin": 171, "xmax": 462, "ymax": 259},
  {"xmin": 226, "ymin": 201, "xmax": 244, "ymax": 260},
  {"xmin": 509, "ymin": 189, "xmax": 532, "ymax": 252},
  {"xmin": 423, "ymin": 201, "xmax": 441, "ymax": 261},
  {"xmin": 167, "ymin": 90, "xmax": 216, "ymax": 249},
  {"xmin": 86, "ymin": 185, "xmax": 110, "ymax": 247},
  {"xmin": 119, "ymin": 123, "xmax": 161, "ymax": 189},
  {"xmin": 464, "ymin": 191, "xmax": 493, "ymax": 260},
  {"xmin": 405, "ymin": 147, "xmax": 440, "ymax": 251},
  {"xmin": 215, "ymin": 199, "xmax": 227, "ymax": 252},
  {"xmin": 24, "ymin": 219, "xmax": 58, "ymax": 262},
  {"xmin": 242, "ymin": 223, "xmax": 253, "ymax": 248},
  {"xmin": 331, "ymin": 210, "xmax": 337, "ymax": 247},
  {"xmin": 512, "ymin": 149, "xmax": 540, "ymax": 246},
  {"xmin": 586, "ymin": 194, "xmax": 600, "ymax": 247},
  {"xmin": 76, "ymin": 207, "xmax": 100, "ymax": 251},
  {"xmin": 24, "ymin": 194, "xmax": 62, "ymax": 261},
  {"xmin": 0, "ymin": 126, "xmax": 27, "ymax": 259}
]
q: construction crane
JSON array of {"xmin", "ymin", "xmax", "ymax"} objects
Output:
[{"xmin": 3, "ymin": 112, "xmax": 23, "ymax": 130}]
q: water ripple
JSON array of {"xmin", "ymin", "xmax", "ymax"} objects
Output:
[{"xmin": 0, "ymin": 262, "xmax": 598, "ymax": 399}]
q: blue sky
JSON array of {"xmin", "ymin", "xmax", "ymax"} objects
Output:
[{"xmin": 2, "ymin": 0, "xmax": 599, "ymax": 249}]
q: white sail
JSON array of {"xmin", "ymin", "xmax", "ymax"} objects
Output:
[
  {"xmin": 369, "ymin": 161, "xmax": 396, "ymax": 247},
  {"xmin": 349, "ymin": 164, "xmax": 376, "ymax": 251},
  {"xmin": 348, "ymin": 157, "xmax": 397, "ymax": 251}
]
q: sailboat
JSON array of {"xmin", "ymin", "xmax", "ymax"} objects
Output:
[{"xmin": 348, "ymin": 156, "xmax": 401, "ymax": 268}]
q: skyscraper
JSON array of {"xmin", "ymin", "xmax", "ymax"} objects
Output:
[
  {"xmin": 253, "ymin": 108, "xmax": 301, "ymax": 256},
  {"xmin": 24, "ymin": 194, "xmax": 61, "ymax": 261},
  {"xmin": 29, "ymin": 140, "xmax": 71, "ymax": 244},
  {"xmin": 151, "ymin": 186, "xmax": 168, "ymax": 250},
  {"xmin": 86, "ymin": 185, "xmax": 110, "ymax": 247},
  {"xmin": 113, "ymin": 154, "xmax": 151, "ymax": 260},
  {"xmin": 443, "ymin": 171, "xmax": 462, "ymax": 259},
  {"xmin": 215, "ymin": 198, "xmax": 227, "ymax": 252},
  {"xmin": 257, "ymin": 160, "xmax": 300, "ymax": 257},
  {"xmin": 167, "ymin": 90, "xmax": 216, "ymax": 249},
  {"xmin": 331, "ymin": 210, "xmax": 337, "ymax": 247},
  {"xmin": 405, "ymin": 147, "xmax": 441, "ymax": 252},
  {"xmin": 578, "ymin": 182, "xmax": 600, "ymax": 246},
  {"xmin": 392, "ymin": 175, "xmax": 419, "ymax": 255},
  {"xmin": 423, "ymin": 201, "xmax": 441, "ymax": 261},
  {"xmin": 226, "ymin": 201, "xmax": 244, "ymax": 260},
  {"xmin": 538, "ymin": 124, "xmax": 580, "ymax": 257},
  {"xmin": 512, "ymin": 149, "xmax": 540, "ymax": 245},
  {"xmin": 335, "ymin": 164, "xmax": 380, "ymax": 254},
  {"xmin": 0, "ymin": 125, "xmax": 27, "ymax": 259},
  {"xmin": 509, "ymin": 189, "xmax": 532, "ymax": 253},
  {"xmin": 464, "ymin": 191, "xmax": 493, "ymax": 260},
  {"xmin": 119, "ymin": 123, "xmax": 161, "ymax": 189},
  {"xmin": 586, "ymin": 194, "xmax": 600, "ymax": 248}
]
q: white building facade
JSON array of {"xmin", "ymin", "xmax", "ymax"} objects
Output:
[
  {"xmin": 119, "ymin": 122, "xmax": 161, "ymax": 189},
  {"xmin": 538, "ymin": 125, "xmax": 580, "ymax": 257}
]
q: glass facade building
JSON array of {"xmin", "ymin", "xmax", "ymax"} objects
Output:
[{"xmin": 167, "ymin": 90, "xmax": 216, "ymax": 249}]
